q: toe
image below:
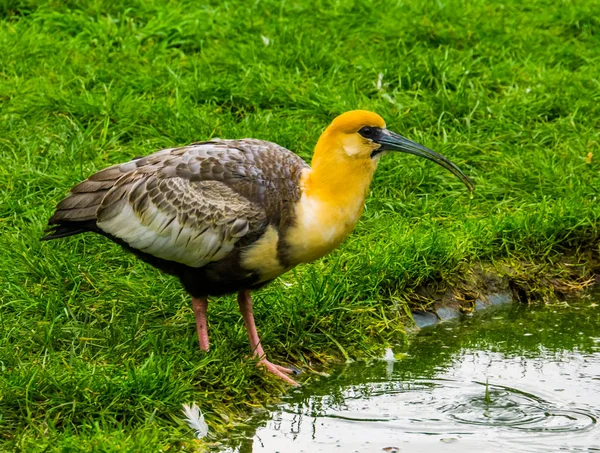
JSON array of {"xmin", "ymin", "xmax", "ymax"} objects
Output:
[
  {"xmin": 273, "ymin": 364, "xmax": 294, "ymax": 374},
  {"xmin": 258, "ymin": 360, "xmax": 299, "ymax": 386}
]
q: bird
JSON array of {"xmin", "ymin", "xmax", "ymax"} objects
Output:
[{"xmin": 42, "ymin": 110, "xmax": 474, "ymax": 385}]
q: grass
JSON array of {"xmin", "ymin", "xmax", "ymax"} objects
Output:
[{"xmin": 1, "ymin": 0, "xmax": 599, "ymax": 450}]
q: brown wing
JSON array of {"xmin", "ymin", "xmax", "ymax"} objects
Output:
[{"xmin": 45, "ymin": 140, "xmax": 308, "ymax": 268}]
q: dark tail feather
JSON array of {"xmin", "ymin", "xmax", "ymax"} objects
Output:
[
  {"xmin": 41, "ymin": 222, "xmax": 95, "ymax": 241},
  {"xmin": 42, "ymin": 164, "xmax": 128, "ymax": 241}
]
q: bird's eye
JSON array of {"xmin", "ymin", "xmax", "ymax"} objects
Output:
[{"xmin": 358, "ymin": 126, "xmax": 375, "ymax": 140}]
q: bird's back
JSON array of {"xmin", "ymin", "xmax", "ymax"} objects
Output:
[{"xmin": 44, "ymin": 139, "xmax": 309, "ymax": 296}]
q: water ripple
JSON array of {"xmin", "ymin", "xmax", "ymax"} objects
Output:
[
  {"xmin": 439, "ymin": 381, "xmax": 597, "ymax": 433},
  {"xmin": 294, "ymin": 378, "xmax": 597, "ymax": 436}
]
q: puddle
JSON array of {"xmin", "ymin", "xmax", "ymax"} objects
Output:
[{"xmin": 222, "ymin": 296, "xmax": 600, "ymax": 452}]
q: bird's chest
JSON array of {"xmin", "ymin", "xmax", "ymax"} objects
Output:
[{"xmin": 285, "ymin": 195, "xmax": 365, "ymax": 264}]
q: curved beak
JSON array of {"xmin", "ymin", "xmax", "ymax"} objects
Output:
[{"xmin": 377, "ymin": 130, "xmax": 475, "ymax": 192}]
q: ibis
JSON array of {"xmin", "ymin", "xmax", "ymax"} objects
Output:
[{"xmin": 43, "ymin": 110, "xmax": 474, "ymax": 385}]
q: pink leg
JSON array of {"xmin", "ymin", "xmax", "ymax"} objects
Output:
[
  {"xmin": 237, "ymin": 290, "xmax": 298, "ymax": 386},
  {"xmin": 192, "ymin": 297, "xmax": 210, "ymax": 352}
]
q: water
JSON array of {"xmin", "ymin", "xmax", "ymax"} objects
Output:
[{"xmin": 224, "ymin": 296, "xmax": 600, "ymax": 452}]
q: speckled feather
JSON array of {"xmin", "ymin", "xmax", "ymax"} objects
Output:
[{"xmin": 44, "ymin": 139, "xmax": 309, "ymax": 296}]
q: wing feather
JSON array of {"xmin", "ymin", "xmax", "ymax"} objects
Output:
[
  {"xmin": 97, "ymin": 176, "xmax": 265, "ymax": 268},
  {"xmin": 46, "ymin": 140, "xmax": 309, "ymax": 266}
]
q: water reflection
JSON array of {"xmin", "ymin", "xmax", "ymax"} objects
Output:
[{"xmin": 224, "ymin": 299, "xmax": 600, "ymax": 452}]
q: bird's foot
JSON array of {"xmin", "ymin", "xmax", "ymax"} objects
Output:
[{"xmin": 257, "ymin": 358, "xmax": 299, "ymax": 386}]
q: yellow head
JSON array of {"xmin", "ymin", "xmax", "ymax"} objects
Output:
[
  {"xmin": 310, "ymin": 109, "xmax": 474, "ymax": 193},
  {"xmin": 314, "ymin": 110, "xmax": 387, "ymax": 164},
  {"xmin": 305, "ymin": 110, "xmax": 386, "ymax": 203}
]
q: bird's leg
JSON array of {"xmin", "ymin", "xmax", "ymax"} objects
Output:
[
  {"xmin": 192, "ymin": 296, "xmax": 210, "ymax": 352},
  {"xmin": 237, "ymin": 290, "xmax": 298, "ymax": 386}
]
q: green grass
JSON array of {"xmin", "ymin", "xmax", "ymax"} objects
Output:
[{"xmin": 1, "ymin": 0, "xmax": 599, "ymax": 450}]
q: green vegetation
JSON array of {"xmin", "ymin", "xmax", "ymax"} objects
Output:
[{"xmin": 1, "ymin": 0, "xmax": 599, "ymax": 450}]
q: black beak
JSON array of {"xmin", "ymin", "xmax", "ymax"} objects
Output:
[{"xmin": 377, "ymin": 130, "xmax": 475, "ymax": 192}]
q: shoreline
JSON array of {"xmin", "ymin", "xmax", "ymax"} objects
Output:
[{"xmin": 405, "ymin": 254, "xmax": 598, "ymax": 330}]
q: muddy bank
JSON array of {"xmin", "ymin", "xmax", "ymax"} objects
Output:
[{"xmin": 404, "ymin": 251, "xmax": 599, "ymax": 329}]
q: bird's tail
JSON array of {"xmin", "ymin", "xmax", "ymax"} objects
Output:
[
  {"xmin": 41, "ymin": 164, "xmax": 126, "ymax": 241},
  {"xmin": 41, "ymin": 222, "xmax": 92, "ymax": 240}
]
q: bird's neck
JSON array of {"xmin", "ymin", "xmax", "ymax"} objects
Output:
[
  {"xmin": 284, "ymin": 135, "xmax": 377, "ymax": 264},
  {"xmin": 306, "ymin": 155, "xmax": 376, "ymax": 208},
  {"xmin": 306, "ymin": 130, "xmax": 378, "ymax": 206}
]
